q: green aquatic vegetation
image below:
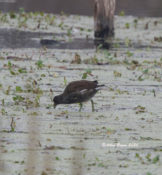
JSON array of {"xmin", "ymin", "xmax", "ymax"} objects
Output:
[
  {"xmin": 146, "ymin": 153, "xmax": 151, "ymax": 162},
  {"xmin": 1, "ymin": 108, "xmax": 7, "ymax": 115},
  {"xmin": 152, "ymin": 155, "xmax": 160, "ymax": 164},
  {"xmin": 113, "ymin": 42, "xmax": 120, "ymax": 48},
  {"xmin": 133, "ymin": 19, "xmax": 138, "ymax": 28},
  {"xmin": 14, "ymin": 160, "xmax": 25, "ymax": 164},
  {"xmin": 132, "ymin": 60, "xmax": 139, "ymax": 65},
  {"xmin": 18, "ymin": 68, "xmax": 27, "ymax": 73},
  {"xmin": 136, "ymin": 153, "xmax": 160, "ymax": 165},
  {"xmin": 142, "ymin": 59, "xmax": 162, "ymax": 67},
  {"xmin": 138, "ymin": 75, "xmax": 144, "ymax": 81},
  {"xmin": 94, "ymin": 157, "xmax": 107, "ymax": 168},
  {"xmin": 10, "ymin": 117, "xmax": 16, "ymax": 132},
  {"xmin": 15, "ymin": 86, "xmax": 23, "ymax": 93},
  {"xmin": 29, "ymin": 112, "xmax": 38, "ymax": 116},
  {"xmin": 88, "ymin": 162, "xmax": 96, "ymax": 166},
  {"xmin": 25, "ymin": 95, "xmax": 40, "ymax": 108},
  {"xmin": 125, "ymin": 128, "xmax": 132, "ymax": 131},
  {"xmin": 58, "ymin": 22, "xmax": 64, "ymax": 29},
  {"xmin": 79, "ymin": 27, "xmax": 84, "ymax": 31},
  {"xmin": 82, "ymin": 69, "xmax": 92, "ymax": 79},
  {"xmin": 107, "ymin": 128, "xmax": 116, "ymax": 135},
  {"xmin": 143, "ymin": 69, "xmax": 149, "ymax": 74},
  {"xmin": 71, "ymin": 53, "xmax": 81, "ymax": 64},
  {"xmin": 83, "ymin": 55, "xmax": 99, "ymax": 65},
  {"xmin": 135, "ymin": 153, "xmax": 144, "ymax": 163},
  {"xmin": 126, "ymin": 51, "xmax": 134, "ymax": 57},
  {"xmin": 19, "ymin": 8, "xmax": 25, "ymax": 14},
  {"xmin": 98, "ymin": 163, "xmax": 105, "ymax": 167},
  {"xmin": 119, "ymin": 164, "xmax": 128, "ymax": 168},
  {"xmin": 87, "ymin": 28, "xmax": 92, "ymax": 32},
  {"xmin": 18, "ymin": 15, "xmax": 28, "ymax": 28},
  {"xmin": 39, "ymin": 12, "xmax": 45, "ymax": 17},
  {"xmin": 113, "ymin": 70, "xmax": 122, "ymax": 77},
  {"xmin": 138, "ymin": 68, "xmax": 149, "ymax": 81},
  {"xmin": 10, "ymin": 69, "xmax": 17, "ymax": 75},
  {"xmin": 45, "ymin": 14, "xmax": 55, "ymax": 25},
  {"xmin": 110, "ymin": 88, "xmax": 129, "ymax": 95},
  {"xmin": 55, "ymin": 156, "xmax": 59, "ymax": 160},
  {"xmin": 34, "ymin": 95, "xmax": 40, "ymax": 107},
  {"xmin": 46, "ymin": 104, "xmax": 53, "ymax": 109},
  {"xmin": 25, "ymin": 79, "xmax": 43, "ymax": 95},
  {"xmin": 125, "ymin": 38, "xmax": 132, "ymax": 47},
  {"xmin": 125, "ymin": 23, "xmax": 130, "ymax": 29},
  {"xmin": 13, "ymin": 95, "xmax": 25, "ymax": 105},
  {"xmin": 134, "ymin": 105, "xmax": 146, "ymax": 114},
  {"xmin": 64, "ymin": 77, "xmax": 67, "ymax": 86},
  {"xmin": 7, "ymin": 61, "xmax": 27, "ymax": 75},
  {"xmin": 36, "ymin": 60, "xmax": 44, "ymax": 69},
  {"xmin": 5, "ymin": 86, "xmax": 11, "ymax": 95},
  {"xmin": 127, "ymin": 61, "xmax": 139, "ymax": 70},
  {"xmin": 152, "ymin": 89, "xmax": 156, "ymax": 97},
  {"xmin": 123, "ymin": 58, "xmax": 130, "ymax": 65},
  {"xmin": 8, "ymin": 61, "xmax": 12, "ymax": 69},
  {"xmin": 2, "ymin": 99, "xmax": 5, "ymax": 106},
  {"xmin": 96, "ymin": 43, "xmax": 103, "ymax": 51},
  {"xmin": 33, "ymin": 11, "xmax": 45, "ymax": 17},
  {"xmin": 9, "ymin": 11, "xmax": 16, "ymax": 19},
  {"xmin": 103, "ymin": 50, "xmax": 113, "ymax": 60},
  {"xmin": 119, "ymin": 11, "xmax": 125, "ymax": 16},
  {"xmin": 32, "ymin": 86, "xmax": 43, "ymax": 95},
  {"xmin": 0, "ymin": 13, "xmax": 8, "ymax": 23},
  {"xmin": 40, "ymin": 73, "xmax": 46, "ymax": 78},
  {"xmin": 138, "ymin": 67, "xmax": 161, "ymax": 82},
  {"xmin": 25, "ymin": 98, "xmax": 33, "ymax": 107},
  {"xmin": 146, "ymin": 173, "xmax": 152, "ymax": 175},
  {"xmin": 67, "ymin": 27, "xmax": 72, "ymax": 37}
]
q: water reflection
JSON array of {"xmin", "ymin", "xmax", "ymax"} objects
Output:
[
  {"xmin": 0, "ymin": 28, "xmax": 161, "ymax": 50},
  {"xmin": 0, "ymin": 0, "xmax": 162, "ymax": 17},
  {"xmin": 0, "ymin": 28, "xmax": 95, "ymax": 49}
]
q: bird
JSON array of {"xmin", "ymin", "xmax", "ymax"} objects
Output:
[{"xmin": 53, "ymin": 80, "xmax": 104, "ymax": 112}]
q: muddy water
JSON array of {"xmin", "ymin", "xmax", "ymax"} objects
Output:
[{"xmin": 0, "ymin": 13, "xmax": 162, "ymax": 175}]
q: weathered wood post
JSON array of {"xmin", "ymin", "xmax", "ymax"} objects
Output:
[{"xmin": 94, "ymin": 0, "xmax": 116, "ymax": 47}]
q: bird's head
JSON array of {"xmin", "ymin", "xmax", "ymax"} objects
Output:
[{"xmin": 53, "ymin": 95, "xmax": 62, "ymax": 108}]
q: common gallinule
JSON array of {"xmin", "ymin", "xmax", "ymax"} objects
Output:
[{"xmin": 53, "ymin": 80, "xmax": 104, "ymax": 111}]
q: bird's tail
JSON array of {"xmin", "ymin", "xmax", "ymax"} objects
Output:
[
  {"xmin": 96, "ymin": 84, "xmax": 105, "ymax": 90},
  {"xmin": 97, "ymin": 84, "xmax": 105, "ymax": 87}
]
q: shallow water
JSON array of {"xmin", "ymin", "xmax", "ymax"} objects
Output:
[{"xmin": 0, "ymin": 13, "xmax": 162, "ymax": 175}]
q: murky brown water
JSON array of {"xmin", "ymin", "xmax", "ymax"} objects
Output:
[{"xmin": 0, "ymin": 0, "xmax": 162, "ymax": 17}]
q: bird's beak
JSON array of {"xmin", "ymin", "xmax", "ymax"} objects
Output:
[{"xmin": 53, "ymin": 103, "xmax": 57, "ymax": 108}]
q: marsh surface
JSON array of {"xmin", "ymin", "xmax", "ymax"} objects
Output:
[{"xmin": 0, "ymin": 12, "xmax": 162, "ymax": 175}]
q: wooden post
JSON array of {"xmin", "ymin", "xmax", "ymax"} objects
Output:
[{"xmin": 94, "ymin": 0, "xmax": 116, "ymax": 41}]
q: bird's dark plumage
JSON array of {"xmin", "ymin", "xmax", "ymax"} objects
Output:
[{"xmin": 53, "ymin": 80, "xmax": 104, "ymax": 110}]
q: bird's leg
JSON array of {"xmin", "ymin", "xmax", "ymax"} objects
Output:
[
  {"xmin": 91, "ymin": 100, "xmax": 95, "ymax": 112},
  {"xmin": 79, "ymin": 103, "xmax": 83, "ymax": 112}
]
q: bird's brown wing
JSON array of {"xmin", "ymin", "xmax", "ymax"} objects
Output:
[{"xmin": 63, "ymin": 80, "xmax": 98, "ymax": 95}]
